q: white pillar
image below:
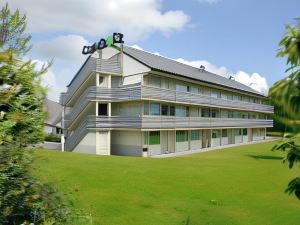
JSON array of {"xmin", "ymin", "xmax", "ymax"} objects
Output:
[{"xmin": 95, "ymin": 102, "xmax": 98, "ymax": 116}]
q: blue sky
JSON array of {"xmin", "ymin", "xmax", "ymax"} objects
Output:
[{"xmin": 5, "ymin": 0, "xmax": 300, "ymax": 100}]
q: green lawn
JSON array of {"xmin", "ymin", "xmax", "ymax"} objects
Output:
[{"xmin": 34, "ymin": 141, "xmax": 300, "ymax": 225}]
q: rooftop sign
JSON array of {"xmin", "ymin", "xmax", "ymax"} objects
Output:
[{"xmin": 82, "ymin": 32, "xmax": 124, "ymax": 55}]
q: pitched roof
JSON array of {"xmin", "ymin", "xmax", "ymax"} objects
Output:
[
  {"xmin": 44, "ymin": 99, "xmax": 62, "ymax": 127},
  {"xmin": 123, "ymin": 45, "xmax": 265, "ymax": 97}
]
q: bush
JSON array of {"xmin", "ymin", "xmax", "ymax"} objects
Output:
[
  {"xmin": 0, "ymin": 147, "xmax": 69, "ymax": 224},
  {"xmin": 45, "ymin": 133, "xmax": 61, "ymax": 143}
]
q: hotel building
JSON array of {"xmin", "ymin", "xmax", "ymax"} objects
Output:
[{"xmin": 60, "ymin": 45, "xmax": 273, "ymax": 156}]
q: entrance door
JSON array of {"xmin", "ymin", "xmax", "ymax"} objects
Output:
[
  {"xmin": 167, "ymin": 131, "xmax": 175, "ymax": 153},
  {"xmin": 202, "ymin": 130, "xmax": 211, "ymax": 148}
]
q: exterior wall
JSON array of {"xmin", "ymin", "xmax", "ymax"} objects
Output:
[
  {"xmin": 101, "ymin": 47, "xmax": 119, "ymax": 59},
  {"xmin": 252, "ymin": 128, "xmax": 265, "ymax": 141},
  {"xmin": 44, "ymin": 125, "xmax": 53, "ymax": 134},
  {"xmin": 211, "ymin": 138, "xmax": 221, "ymax": 147},
  {"xmin": 96, "ymin": 131, "xmax": 111, "ymax": 155},
  {"xmin": 190, "ymin": 140, "xmax": 202, "ymax": 150},
  {"xmin": 235, "ymin": 135, "xmax": 243, "ymax": 144},
  {"xmin": 111, "ymin": 130, "xmax": 143, "ymax": 156},
  {"xmin": 73, "ymin": 132, "xmax": 96, "ymax": 154},
  {"xmin": 176, "ymin": 141, "xmax": 189, "ymax": 152},
  {"xmin": 122, "ymin": 54, "xmax": 151, "ymax": 76},
  {"xmin": 160, "ymin": 131, "xmax": 168, "ymax": 154}
]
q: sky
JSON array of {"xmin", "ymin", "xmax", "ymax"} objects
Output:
[{"xmin": 4, "ymin": 0, "xmax": 300, "ymax": 101}]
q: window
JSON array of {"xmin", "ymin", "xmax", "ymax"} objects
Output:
[
  {"xmin": 176, "ymin": 105, "xmax": 189, "ymax": 117},
  {"xmin": 201, "ymin": 108, "xmax": 210, "ymax": 118},
  {"xmin": 170, "ymin": 105, "xmax": 175, "ymax": 116},
  {"xmin": 150, "ymin": 103, "xmax": 160, "ymax": 115},
  {"xmin": 144, "ymin": 102, "xmax": 149, "ymax": 115},
  {"xmin": 149, "ymin": 131, "xmax": 160, "ymax": 145},
  {"xmin": 243, "ymin": 129, "xmax": 248, "ymax": 136},
  {"xmin": 233, "ymin": 95, "xmax": 242, "ymax": 101},
  {"xmin": 176, "ymin": 131, "xmax": 188, "ymax": 142},
  {"xmin": 56, "ymin": 127, "xmax": 62, "ymax": 134},
  {"xmin": 161, "ymin": 104, "xmax": 169, "ymax": 116},
  {"xmin": 190, "ymin": 86, "xmax": 199, "ymax": 94},
  {"xmin": 227, "ymin": 94, "xmax": 233, "ymax": 100},
  {"xmin": 98, "ymin": 103, "xmax": 107, "ymax": 116},
  {"xmin": 228, "ymin": 111, "xmax": 234, "ymax": 118},
  {"xmin": 98, "ymin": 76, "xmax": 104, "ymax": 85},
  {"xmin": 241, "ymin": 113, "xmax": 248, "ymax": 119},
  {"xmin": 222, "ymin": 129, "xmax": 228, "ymax": 137},
  {"xmin": 201, "ymin": 87, "xmax": 211, "ymax": 96},
  {"xmin": 149, "ymin": 76, "xmax": 161, "ymax": 87},
  {"xmin": 144, "ymin": 131, "xmax": 149, "ymax": 144},
  {"xmin": 191, "ymin": 130, "xmax": 200, "ymax": 140},
  {"xmin": 212, "ymin": 130, "xmax": 220, "ymax": 139},
  {"xmin": 176, "ymin": 84, "xmax": 188, "ymax": 92},
  {"xmin": 211, "ymin": 110, "xmax": 219, "ymax": 118},
  {"xmin": 211, "ymin": 90, "xmax": 220, "ymax": 98},
  {"xmin": 234, "ymin": 129, "xmax": 242, "ymax": 136},
  {"xmin": 221, "ymin": 92, "xmax": 227, "ymax": 99}
]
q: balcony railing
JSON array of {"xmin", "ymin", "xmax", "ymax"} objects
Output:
[
  {"xmin": 141, "ymin": 86, "xmax": 274, "ymax": 113},
  {"xmin": 60, "ymin": 54, "xmax": 121, "ymax": 105},
  {"xmin": 64, "ymin": 115, "xmax": 272, "ymax": 151},
  {"xmin": 85, "ymin": 115, "xmax": 273, "ymax": 129},
  {"xmin": 63, "ymin": 84, "xmax": 274, "ymax": 129}
]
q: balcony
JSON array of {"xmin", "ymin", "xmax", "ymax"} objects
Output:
[
  {"xmin": 63, "ymin": 84, "xmax": 274, "ymax": 129},
  {"xmin": 141, "ymin": 86, "xmax": 274, "ymax": 113},
  {"xmin": 85, "ymin": 115, "xmax": 273, "ymax": 129}
]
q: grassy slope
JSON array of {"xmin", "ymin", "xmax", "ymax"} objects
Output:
[{"xmin": 34, "ymin": 141, "xmax": 300, "ymax": 225}]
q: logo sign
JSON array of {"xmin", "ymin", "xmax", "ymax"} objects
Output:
[{"xmin": 82, "ymin": 32, "xmax": 124, "ymax": 55}]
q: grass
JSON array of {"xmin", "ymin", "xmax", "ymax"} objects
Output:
[{"xmin": 33, "ymin": 141, "xmax": 300, "ymax": 225}]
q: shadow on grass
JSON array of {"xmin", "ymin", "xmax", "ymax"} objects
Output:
[{"xmin": 247, "ymin": 155, "xmax": 284, "ymax": 160}]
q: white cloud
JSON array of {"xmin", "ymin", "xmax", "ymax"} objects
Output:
[
  {"xmin": 33, "ymin": 60, "xmax": 65, "ymax": 101},
  {"xmin": 176, "ymin": 58, "xmax": 269, "ymax": 95},
  {"xmin": 8, "ymin": 0, "xmax": 189, "ymax": 40},
  {"xmin": 33, "ymin": 35, "xmax": 89, "ymax": 62},
  {"xmin": 176, "ymin": 58, "xmax": 229, "ymax": 77}
]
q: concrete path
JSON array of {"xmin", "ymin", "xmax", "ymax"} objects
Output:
[{"xmin": 151, "ymin": 137, "xmax": 281, "ymax": 158}]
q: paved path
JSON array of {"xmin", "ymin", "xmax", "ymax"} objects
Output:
[{"xmin": 151, "ymin": 137, "xmax": 281, "ymax": 158}]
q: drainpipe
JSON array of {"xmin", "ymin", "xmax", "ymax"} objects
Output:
[{"xmin": 61, "ymin": 105, "xmax": 65, "ymax": 152}]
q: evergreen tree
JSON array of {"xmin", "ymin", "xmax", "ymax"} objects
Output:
[{"xmin": 0, "ymin": 3, "xmax": 69, "ymax": 224}]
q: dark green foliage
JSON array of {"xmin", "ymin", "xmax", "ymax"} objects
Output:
[
  {"xmin": 0, "ymin": 147, "xmax": 69, "ymax": 224},
  {"xmin": 45, "ymin": 133, "xmax": 61, "ymax": 143},
  {"xmin": 0, "ymin": 3, "xmax": 70, "ymax": 224},
  {"xmin": 270, "ymin": 18, "xmax": 300, "ymax": 200}
]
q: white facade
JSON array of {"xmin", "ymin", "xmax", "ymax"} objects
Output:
[{"xmin": 60, "ymin": 46, "xmax": 273, "ymax": 156}]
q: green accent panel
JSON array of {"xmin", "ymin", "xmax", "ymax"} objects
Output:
[{"xmin": 106, "ymin": 36, "xmax": 113, "ymax": 46}]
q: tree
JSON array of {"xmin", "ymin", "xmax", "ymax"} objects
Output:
[
  {"xmin": 270, "ymin": 18, "xmax": 300, "ymax": 200},
  {"xmin": 0, "ymin": 3, "xmax": 69, "ymax": 224}
]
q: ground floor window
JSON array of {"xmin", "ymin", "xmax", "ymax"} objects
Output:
[
  {"xmin": 235, "ymin": 128, "xmax": 242, "ymax": 136},
  {"xmin": 222, "ymin": 129, "xmax": 228, "ymax": 137},
  {"xmin": 243, "ymin": 128, "xmax": 248, "ymax": 136},
  {"xmin": 212, "ymin": 130, "xmax": 220, "ymax": 139},
  {"xmin": 149, "ymin": 131, "xmax": 160, "ymax": 145},
  {"xmin": 176, "ymin": 131, "xmax": 188, "ymax": 142},
  {"xmin": 191, "ymin": 130, "xmax": 200, "ymax": 140},
  {"xmin": 144, "ymin": 131, "xmax": 148, "ymax": 145}
]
